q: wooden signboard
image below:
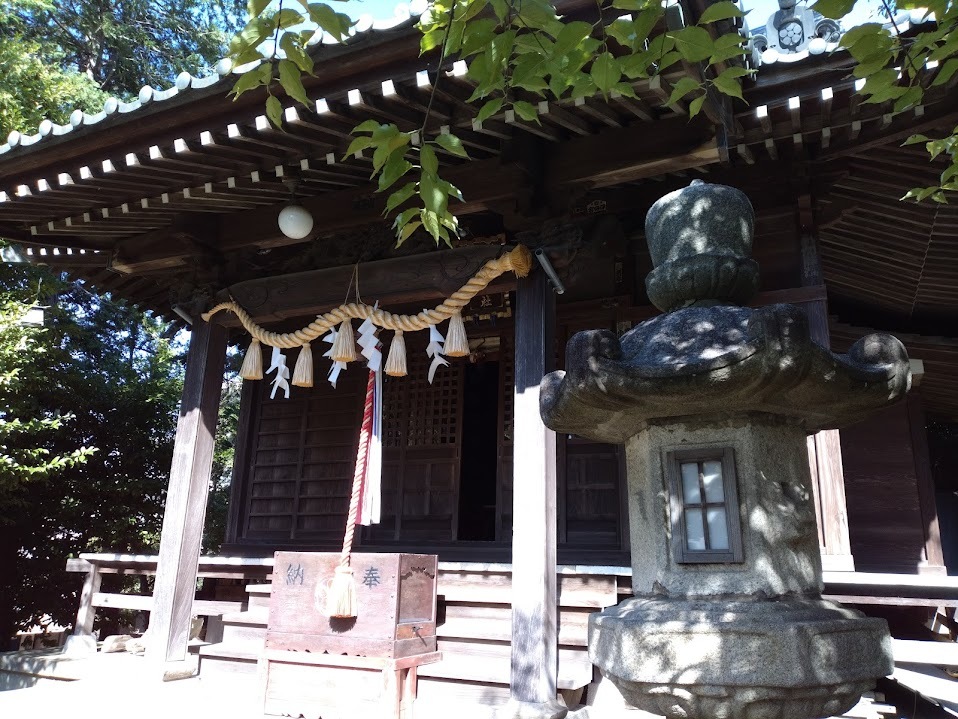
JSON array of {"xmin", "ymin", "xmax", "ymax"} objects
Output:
[{"xmin": 267, "ymin": 552, "xmax": 438, "ymax": 658}]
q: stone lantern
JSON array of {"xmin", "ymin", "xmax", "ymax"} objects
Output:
[{"xmin": 540, "ymin": 180, "xmax": 909, "ymax": 719}]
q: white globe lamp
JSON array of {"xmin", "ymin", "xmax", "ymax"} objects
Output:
[{"xmin": 278, "ymin": 203, "xmax": 314, "ymax": 239}]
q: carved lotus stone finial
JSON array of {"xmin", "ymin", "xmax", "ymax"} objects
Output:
[{"xmin": 645, "ymin": 179, "xmax": 760, "ymax": 312}]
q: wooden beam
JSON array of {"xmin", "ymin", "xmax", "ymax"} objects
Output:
[
  {"xmin": 798, "ymin": 208, "xmax": 855, "ymax": 572},
  {"xmin": 147, "ymin": 319, "xmax": 226, "ymax": 672},
  {"xmin": 548, "ymin": 117, "xmax": 721, "ymax": 189},
  {"xmin": 510, "ymin": 268, "xmax": 562, "ymax": 715},
  {"xmin": 218, "ymin": 244, "xmax": 517, "ymax": 324}
]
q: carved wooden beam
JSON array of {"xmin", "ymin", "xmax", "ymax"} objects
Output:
[{"xmin": 211, "ymin": 244, "xmax": 517, "ymax": 324}]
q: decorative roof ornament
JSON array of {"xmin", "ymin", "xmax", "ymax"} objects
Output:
[{"xmin": 750, "ymin": 0, "xmax": 842, "ymax": 62}]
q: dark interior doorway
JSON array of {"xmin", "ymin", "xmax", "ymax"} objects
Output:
[{"xmin": 457, "ymin": 361, "xmax": 500, "ymax": 541}]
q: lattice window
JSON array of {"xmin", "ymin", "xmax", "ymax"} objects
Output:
[{"xmin": 405, "ymin": 346, "xmax": 461, "ymax": 447}]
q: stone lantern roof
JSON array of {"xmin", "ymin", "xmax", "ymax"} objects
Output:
[{"xmin": 540, "ymin": 180, "xmax": 911, "ymax": 443}]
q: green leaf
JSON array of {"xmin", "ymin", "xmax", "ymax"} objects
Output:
[
  {"xmin": 421, "ymin": 209, "xmax": 442, "ymax": 243},
  {"xmin": 420, "ymin": 171, "xmax": 447, "ymax": 215},
  {"xmin": 853, "ymin": 53, "xmax": 892, "ymax": 78},
  {"xmin": 279, "ymin": 34, "xmax": 313, "ymax": 74},
  {"xmin": 591, "ymin": 52, "xmax": 621, "ymax": 95},
  {"xmin": 698, "ymin": 1, "xmax": 745, "ymax": 24},
  {"xmin": 278, "ymin": 60, "xmax": 310, "ymax": 107},
  {"xmin": 847, "ymin": 32, "xmax": 894, "ymax": 63},
  {"xmin": 343, "ymin": 135, "xmax": 373, "ymax": 158},
  {"xmin": 553, "ymin": 21, "xmax": 594, "ymax": 57},
  {"xmin": 512, "ymin": 100, "xmax": 539, "ymax": 122},
  {"xmin": 689, "ymin": 93, "xmax": 707, "ymax": 118},
  {"xmin": 420, "ymin": 28, "xmax": 444, "ymax": 54},
  {"xmin": 632, "ymin": 8, "xmax": 664, "ymax": 48},
  {"xmin": 378, "ymin": 151, "xmax": 414, "ymax": 193},
  {"xmin": 393, "ymin": 207, "xmax": 420, "ymax": 229},
  {"xmin": 353, "ymin": 120, "xmax": 382, "ymax": 134},
  {"xmin": 475, "ymin": 98, "xmax": 503, "ymax": 124},
  {"xmin": 248, "ymin": 0, "xmax": 271, "ymax": 16},
  {"xmin": 811, "ymin": 0, "xmax": 855, "ymax": 19},
  {"xmin": 901, "ymin": 186, "xmax": 939, "ymax": 202},
  {"xmin": 420, "ymin": 144, "xmax": 439, "ymax": 174},
  {"xmin": 571, "ymin": 75, "xmax": 598, "ymax": 99},
  {"xmin": 712, "ymin": 67, "xmax": 746, "ymax": 100},
  {"xmin": 620, "ymin": 54, "xmax": 650, "ymax": 79},
  {"xmin": 892, "ymin": 86, "xmax": 923, "ymax": 113},
  {"xmin": 229, "ymin": 62, "xmax": 271, "ymax": 97},
  {"xmin": 607, "ymin": 20, "xmax": 636, "ymax": 49},
  {"xmin": 265, "ymin": 95, "xmax": 283, "ymax": 129},
  {"xmin": 384, "ymin": 182, "xmax": 417, "ymax": 214},
  {"xmin": 840, "ymin": 23, "xmax": 884, "ymax": 49},
  {"xmin": 397, "ymin": 221, "xmax": 422, "ymax": 246},
  {"xmin": 932, "ymin": 58, "xmax": 958, "ymax": 86},
  {"xmin": 439, "ymin": 180, "xmax": 464, "ymax": 202},
  {"xmin": 460, "ymin": 18, "xmax": 497, "ymax": 56},
  {"xmin": 668, "ymin": 76, "xmax": 700, "ymax": 105},
  {"xmin": 308, "ymin": 3, "xmax": 352, "ymax": 41},
  {"xmin": 673, "ymin": 26, "xmax": 716, "ymax": 63},
  {"xmin": 230, "ymin": 16, "xmax": 272, "ymax": 55},
  {"xmin": 434, "ymin": 133, "xmax": 469, "ymax": 158},
  {"xmin": 902, "ymin": 134, "xmax": 931, "ymax": 146},
  {"xmin": 658, "ymin": 50, "xmax": 684, "ymax": 71},
  {"xmin": 271, "ymin": 8, "xmax": 306, "ymax": 29},
  {"xmin": 715, "ymin": 31, "xmax": 748, "ymax": 49}
]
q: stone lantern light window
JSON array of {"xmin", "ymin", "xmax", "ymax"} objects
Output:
[{"xmin": 667, "ymin": 448, "xmax": 744, "ymax": 564}]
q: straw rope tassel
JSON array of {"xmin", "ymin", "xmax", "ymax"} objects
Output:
[
  {"xmin": 326, "ymin": 369, "xmax": 376, "ymax": 618},
  {"xmin": 291, "ymin": 342, "xmax": 313, "ymax": 387},
  {"xmin": 384, "ymin": 330, "xmax": 407, "ymax": 377},
  {"xmin": 240, "ymin": 338, "xmax": 263, "ymax": 380},
  {"xmin": 330, "ymin": 319, "xmax": 356, "ymax": 363},
  {"xmin": 200, "ymin": 246, "xmax": 533, "ymax": 348},
  {"xmin": 444, "ymin": 311, "xmax": 469, "ymax": 357}
]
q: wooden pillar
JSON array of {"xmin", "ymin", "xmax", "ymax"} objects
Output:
[
  {"xmin": 509, "ymin": 268, "xmax": 564, "ymax": 718},
  {"xmin": 907, "ymin": 391, "xmax": 946, "ymax": 571},
  {"xmin": 73, "ymin": 562, "xmax": 102, "ymax": 637},
  {"xmin": 147, "ymin": 319, "xmax": 227, "ymax": 668},
  {"xmin": 799, "ymin": 211, "xmax": 855, "ymax": 572}
]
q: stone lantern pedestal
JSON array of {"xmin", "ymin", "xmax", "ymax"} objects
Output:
[{"xmin": 540, "ymin": 181, "xmax": 910, "ymax": 719}]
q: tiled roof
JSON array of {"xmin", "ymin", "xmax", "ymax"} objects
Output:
[{"xmin": 0, "ymin": 0, "xmax": 428, "ymax": 158}]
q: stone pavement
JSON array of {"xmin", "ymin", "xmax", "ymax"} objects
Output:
[{"xmin": 0, "ymin": 650, "xmax": 263, "ymax": 719}]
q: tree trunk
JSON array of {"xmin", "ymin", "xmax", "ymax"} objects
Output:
[{"xmin": 0, "ymin": 537, "xmax": 21, "ymax": 651}]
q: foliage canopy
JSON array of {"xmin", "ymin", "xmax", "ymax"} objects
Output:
[{"xmin": 232, "ymin": 0, "xmax": 958, "ymax": 242}]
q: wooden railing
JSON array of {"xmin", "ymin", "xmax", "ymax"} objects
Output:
[{"xmin": 64, "ymin": 553, "xmax": 272, "ymax": 640}]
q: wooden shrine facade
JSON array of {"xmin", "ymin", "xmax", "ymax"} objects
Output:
[
  {"xmin": 1, "ymin": 0, "xmax": 958, "ymax": 690},
  {"xmin": 225, "ymin": 305, "xmax": 630, "ymax": 562}
]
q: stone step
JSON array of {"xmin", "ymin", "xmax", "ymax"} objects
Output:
[
  {"xmin": 198, "ymin": 643, "xmax": 260, "ymax": 681},
  {"xmin": 222, "ymin": 607, "xmax": 269, "ymax": 626},
  {"xmin": 220, "ymin": 622, "xmax": 267, "ymax": 651},
  {"xmin": 245, "ymin": 584, "xmax": 271, "ymax": 609}
]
